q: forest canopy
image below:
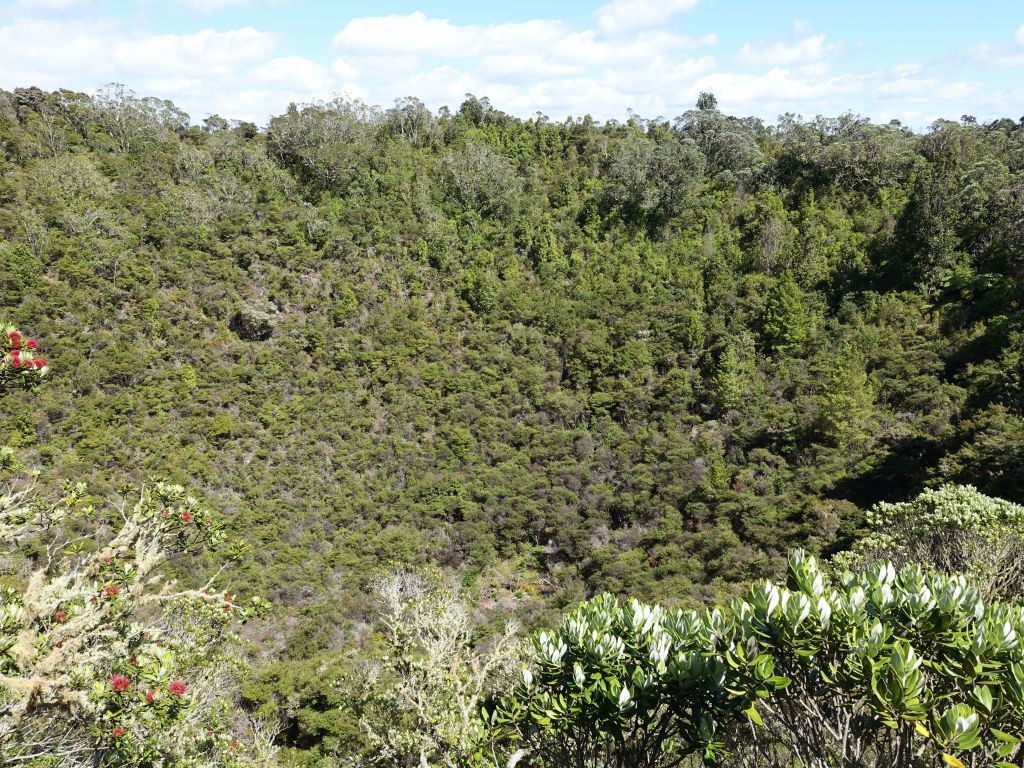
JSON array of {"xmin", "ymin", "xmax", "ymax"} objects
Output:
[{"xmin": 1, "ymin": 84, "xmax": 1024, "ymax": 764}]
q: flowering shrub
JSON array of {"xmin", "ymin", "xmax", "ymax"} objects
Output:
[
  {"xmin": 834, "ymin": 484, "xmax": 1024, "ymax": 601},
  {"xmin": 0, "ymin": 325, "xmax": 47, "ymax": 390},
  {"xmin": 490, "ymin": 551, "xmax": 1024, "ymax": 768},
  {"xmin": 0, "ymin": 474, "xmax": 274, "ymax": 767}
]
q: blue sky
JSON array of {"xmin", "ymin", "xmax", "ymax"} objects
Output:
[{"xmin": 1, "ymin": 0, "xmax": 1022, "ymax": 128}]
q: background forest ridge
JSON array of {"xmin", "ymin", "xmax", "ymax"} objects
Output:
[{"xmin": 1, "ymin": 83, "xmax": 1023, "ymax": 762}]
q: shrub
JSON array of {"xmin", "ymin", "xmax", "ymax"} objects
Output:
[
  {"xmin": 490, "ymin": 551, "xmax": 1024, "ymax": 768},
  {"xmin": 0, "ymin": 477, "xmax": 274, "ymax": 766},
  {"xmin": 834, "ymin": 484, "xmax": 1024, "ymax": 601}
]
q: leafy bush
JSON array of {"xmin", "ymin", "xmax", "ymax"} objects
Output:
[
  {"xmin": 339, "ymin": 571, "xmax": 521, "ymax": 768},
  {"xmin": 0, "ymin": 476, "xmax": 274, "ymax": 767},
  {"xmin": 490, "ymin": 551, "xmax": 1024, "ymax": 768},
  {"xmin": 835, "ymin": 484, "xmax": 1024, "ymax": 601}
]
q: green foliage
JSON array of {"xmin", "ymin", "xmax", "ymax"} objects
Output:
[
  {"xmin": 491, "ymin": 551, "xmax": 1024, "ymax": 767},
  {"xmin": 761, "ymin": 273, "xmax": 811, "ymax": 353},
  {"xmin": 0, "ymin": 474, "xmax": 273, "ymax": 767},
  {"xmin": 2, "ymin": 87, "xmax": 1024, "ymax": 761},
  {"xmin": 836, "ymin": 484, "xmax": 1024, "ymax": 601}
]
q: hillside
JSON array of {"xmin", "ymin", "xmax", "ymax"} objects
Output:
[{"xmin": 1, "ymin": 83, "xmax": 1023, "ymax": 678}]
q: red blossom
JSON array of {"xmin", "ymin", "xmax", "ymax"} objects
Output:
[
  {"xmin": 145, "ymin": 689, "xmax": 156, "ymax": 704},
  {"xmin": 181, "ymin": 510, "xmax": 193, "ymax": 522},
  {"xmin": 34, "ymin": 358, "xmax": 45, "ymax": 369},
  {"xmin": 168, "ymin": 680, "xmax": 187, "ymax": 697},
  {"xmin": 25, "ymin": 339, "xmax": 38, "ymax": 350},
  {"xmin": 110, "ymin": 674, "xmax": 132, "ymax": 693},
  {"xmin": 54, "ymin": 610, "xmax": 67, "ymax": 622},
  {"xmin": 112, "ymin": 726, "xmax": 126, "ymax": 739},
  {"xmin": 104, "ymin": 585, "xmax": 120, "ymax": 597},
  {"xmin": 7, "ymin": 331, "xmax": 21, "ymax": 341}
]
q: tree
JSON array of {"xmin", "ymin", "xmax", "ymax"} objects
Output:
[
  {"xmin": 341, "ymin": 571, "xmax": 521, "ymax": 767},
  {"xmin": 710, "ymin": 342, "xmax": 745, "ymax": 414},
  {"xmin": 761, "ymin": 274, "xmax": 811, "ymax": 353},
  {"xmin": 815, "ymin": 345, "xmax": 874, "ymax": 449},
  {"xmin": 601, "ymin": 132, "xmax": 705, "ymax": 231},
  {"xmin": 439, "ymin": 142, "xmax": 522, "ymax": 219},
  {"xmin": 696, "ymin": 92, "xmax": 718, "ymax": 111},
  {"xmin": 0, "ymin": 475, "xmax": 274, "ymax": 766},
  {"xmin": 85, "ymin": 83, "xmax": 189, "ymax": 154}
]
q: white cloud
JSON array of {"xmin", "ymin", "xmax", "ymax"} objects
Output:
[
  {"xmin": 9, "ymin": 0, "xmax": 83, "ymax": 10},
  {"xmin": 0, "ymin": 4, "xmax": 1012, "ymax": 128},
  {"xmin": 331, "ymin": 13, "xmax": 568, "ymax": 58},
  {"xmin": 970, "ymin": 40, "xmax": 1024, "ymax": 68},
  {"xmin": 935, "ymin": 80, "xmax": 981, "ymax": 99},
  {"xmin": 970, "ymin": 25, "xmax": 1024, "ymax": 67},
  {"xmin": 114, "ymin": 28, "xmax": 276, "ymax": 77},
  {"xmin": 593, "ymin": 0, "xmax": 699, "ymax": 34},
  {"xmin": 693, "ymin": 67, "xmax": 865, "ymax": 112},
  {"xmin": 877, "ymin": 77, "xmax": 938, "ymax": 98},
  {"xmin": 173, "ymin": 0, "xmax": 248, "ymax": 12},
  {"xmin": 0, "ymin": 19, "xmax": 275, "ymax": 82},
  {"xmin": 738, "ymin": 34, "xmax": 834, "ymax": 66},
  {"xmin": 174, "ymin": 0, "xmax": 247, "ymax": 11},
  {"xmin": 891, "ymin": 62, "xmax": 922, "ymax": 77},
  {"xmin": 251, "ymin": 56, "xmax": 331, "ymax": 91}
]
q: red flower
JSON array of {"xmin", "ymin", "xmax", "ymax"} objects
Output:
[
  {"xmin": 145, "ymin": 689, "xmax": 156, "ymax": 704},
  {"xmin": 112, "ymin": 726, "xmax": 126, "ymax": 739},
  {"xmin": 25, "ymin": 339, "xmax": 38, "ymax": 350},
  {"xmin": 104, "ymin": 585, "xmax": 120, "ymax": 597},
  {"xmin": 110, "ymin": 674, "xmax": 132, "ymax": 693},
  {"xmin": 7, "ymin": 331, "xmax": 21, "ymax": 341},
  {"xmin": 34, "ymin": 358, "xmax": 46, "ymax": 369},
  {"xmin": 168, "ymin": 680, "xmax": 187, "ymax": 697},
  {"xmin": 54, "ymin": 610, "xmax": 67, "ymax": 622},
  {"xmin": 181, "ymin": 510, "xmax": 193, "ymax": 522}
]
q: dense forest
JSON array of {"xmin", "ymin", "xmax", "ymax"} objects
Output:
[{"xmin": 1, "ymin": 84, "xmax": 1024, "ymax": 765}]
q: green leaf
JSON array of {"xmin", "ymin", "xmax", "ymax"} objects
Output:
[{"xmin": 744, "ymin": 704, "xmax": 763, "ymax": 726}]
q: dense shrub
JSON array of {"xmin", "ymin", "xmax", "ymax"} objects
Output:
[{"xmin": 490, "ymin": 551, "xmax": 1024, "ymax": 768}]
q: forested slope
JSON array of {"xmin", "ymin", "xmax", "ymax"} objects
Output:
[{"xmin": 1, "ymin": 85, "xmax": 1022, "ymax": 663}]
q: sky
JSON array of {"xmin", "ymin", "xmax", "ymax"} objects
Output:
[{"xmin": 0, "ymin": 0, "xmax": 1022, "ymax": 129}]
